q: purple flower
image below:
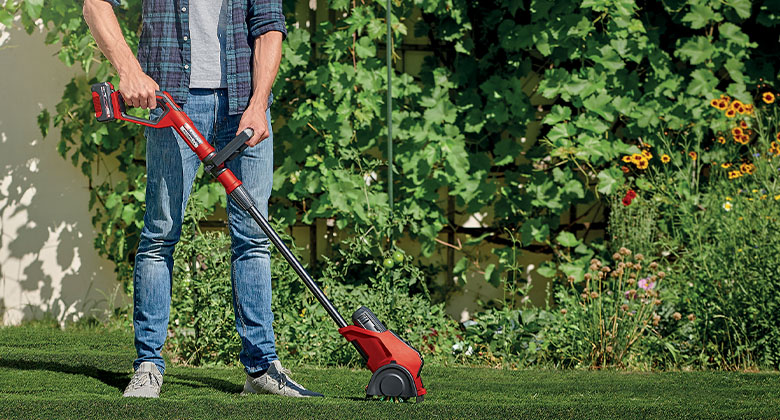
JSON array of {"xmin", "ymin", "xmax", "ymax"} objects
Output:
[{"xmin": 638, "ymin": 277, "xmax": 656, "ymax": 290}]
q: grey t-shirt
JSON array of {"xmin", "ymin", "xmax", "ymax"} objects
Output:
[{"xmin": 189, "ymin": 0, "xmax": 228, "ymax": 88}]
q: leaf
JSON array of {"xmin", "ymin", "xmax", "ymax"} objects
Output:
[
  {"xmin": 105, "ymin": 193, "xmax": 121, "ymax": 210},
  {"xmin": 682, "ymin": 4, "xmax": 722, "ymax": 29},
  {"xmin": 559, "ymin": 263, "xmax": 585, "ymax": 282},
  {"xmin": 727, "ymin": 0, "xmax": 752, "ymax": 18},
  {"xmin": 536, "ymin": 264, "xmax": 557, "ymax": 278},
  {"xmin": 542, "ymin": 105, "xmax": 572, "ymax": 125},
  {"xmin": 597, "ymin": 167, "xmax": 625, "ymax": 195},
  {"xmin": 121, "ymin": 204, "xmax": 137, "ymax": 225},
  {"xmin": 493, "ymin": 137, "xmax": 517, "ymax": 166},
  {"xmin": 687, "ymin": 69, "xmax": 718, "ymax": 96},
  {"xmin": 676, "ymin": 36, "xmax": 715, "ymax": 65},
  {"xmin": 556, "ymin": 231, "xmax": 580, "ymax": 248},
  {"xmin": 724, "ymin": 57, "xmax": 744, "ymax": 84},
  {"xmin": 37, "ymin": 109, "xmax": 51, "ymax": 138},
  {"xmin": 582, "ymin": 93, "xmax": 615, "ymax": 121},
  {"xmin": 354, "ymin": 37, "xmax": 376, "ymax": 59},
  {"xmin": 484, "ymin": 263, "xmax": 501, "ymax": 287},
  {"xmin": 23, "ymin": 0, "xmax": 44, "ymax": 20}
]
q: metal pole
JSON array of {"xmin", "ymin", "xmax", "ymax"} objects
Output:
[
  {"xmin": 386, "ymin": 0, "xmax": 393, "ymax": 218},
  {"xmin": 245, "ymin": 205, "xmax": 349, "ymax": 329}
]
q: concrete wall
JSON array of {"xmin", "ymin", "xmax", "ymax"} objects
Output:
[{"xmin": 0, "ymin": 25, "xmax": 121, "ymax": 326}]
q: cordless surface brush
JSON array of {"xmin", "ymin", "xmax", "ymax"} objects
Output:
[{"xmin": 91, "ymin": 82, "xmax": 426, "ymax": 402}]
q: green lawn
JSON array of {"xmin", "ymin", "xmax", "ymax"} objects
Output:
[{"xmin": 1, "ymin": 326, "xmax": 779, "ymax": 419}]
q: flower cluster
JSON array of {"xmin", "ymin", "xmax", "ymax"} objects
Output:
[
  {"xmin": 770, "ymin": 141, "xmax": 780, "ymax": 156},
  {"xmin": 621, "ymin": 147, "xmax": 652, "ymax": 171},
  {"xmin": 710, "ymin": 96, "xmax": 755, "ymax": 119},
  {"xmin": 621, "ymin": 189, "xmax": 637, "ymax": 206},
  {"xmin": 724, "ymin": 162, "xmax": 756, "ymax": 179}
]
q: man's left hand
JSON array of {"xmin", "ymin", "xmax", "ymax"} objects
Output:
[{"xmin": 237, "ymin": 103, "xmax": 270, "ymax": 146}]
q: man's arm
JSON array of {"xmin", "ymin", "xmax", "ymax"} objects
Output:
[
  {"xmin": 83, "ymin": 0, "xmax": 159, "ymax": 109},
  {"xmin": 237, "ymin": 31, "xmax": 283, "ymax": 147}
]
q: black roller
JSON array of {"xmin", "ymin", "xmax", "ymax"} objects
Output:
[{"xmin": 366, "ymin": 363, "xmax": 418, "ymax": 400}]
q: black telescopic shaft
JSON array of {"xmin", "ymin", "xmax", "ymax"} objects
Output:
[{"xmin": 230, "ymin": 186, "xmax": 349, "ymax": 329}]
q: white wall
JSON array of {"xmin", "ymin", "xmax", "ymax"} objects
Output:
[{"xmin": 0, "ymin": 26, "xmax": 122, "ymax": 326}]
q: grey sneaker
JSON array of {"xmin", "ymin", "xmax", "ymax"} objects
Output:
[
  {"xmin": 123, "ymin": 362, "xmax": 163, "ymax": 398},
  {"xmin": 241, "ymin": 360, "xmax": 324, "ymax": 398}
]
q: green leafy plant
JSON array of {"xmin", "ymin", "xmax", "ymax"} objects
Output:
[{"xmin": 548, "ymin": 249, "xmax": 666, "ymax": 368}]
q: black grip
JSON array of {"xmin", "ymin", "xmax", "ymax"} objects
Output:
[
  {"xmin": 210, "ymin": 128, "xmax": 254, "ymax": 167},
  {"xmin": 116, "ymin": 91, "xmax": 174, "ymax": 125}
]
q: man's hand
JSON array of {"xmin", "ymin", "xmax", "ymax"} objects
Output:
[
  {"xmin": 119, "ymin": 71, "xmax": 160, "ymax": 109},
  {"xmin": 237, "ymin": 103, "xmax": 270, "ymax": 147}
]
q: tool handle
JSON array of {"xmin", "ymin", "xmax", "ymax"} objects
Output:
[
  {"xmin": 90, "ymin": 81, "xmax": 181, "ymax": 128},
  {"xmin": 209, "ymin": 128, "xmax": 253, "ymax": 168}
]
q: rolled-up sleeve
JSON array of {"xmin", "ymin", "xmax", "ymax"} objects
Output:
[
  {"xmin": 103, "ymin": 0, "xmax": 121, "ymax": 6},
  {"xmin": 247, "ymin": 0, "xmax": 287, "ymax": 40}
]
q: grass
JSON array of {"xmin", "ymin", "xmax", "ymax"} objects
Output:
[{"xmin": 1, "ymin": 326, "xmax": 780, "ymax": 419}]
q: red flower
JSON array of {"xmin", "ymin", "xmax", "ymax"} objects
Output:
[
  {"xmin": 626, "ymin": 189, "xmax": 637, "ymax": 199},
  {"xmin": 622, "ymin": 196, "xmax": 633, "ymax": 206}
]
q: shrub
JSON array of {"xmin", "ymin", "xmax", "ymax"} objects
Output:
[{"xmin": 166, "ymin": 199, "xmax": 459, "ymax": 367}]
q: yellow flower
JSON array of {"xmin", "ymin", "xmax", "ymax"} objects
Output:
[
  {"xmin": 642, "ymin": 150, "xmax": 653, "ymax": 159},
  {"xmin": 731, "ymin": 100, "xmax": 743, "ymax": 110},
  {"xmin": 661, "ymin": 154, "xmax": 671, "ymax": 163},
  {"xmin": 631, "ymin": 154, "xmax": 643, "ymax": 164},
  {"xmin": 763, "ymin": 92, "xmax": 776, "ymax": 104},
  {"xmin": 636, "ymin": 157, "xmax": 649, "ymax": 170},
  {"xmin": 689, "ymin": 151, "xmax": 697, "ymax": 160},
  {"xmin": 774, "ymin": 194, "xmax": 780, "ymax": 201},
  {"xmin": 622, "ymin": 155, "xmax": 632, "ymax": 163},
  {"xmin": 728, "ymin": 170, "xmax": 742, "ymax": 179},
  {"xmin": 731, "ymin": 127, "xmax": 743, "ymax": 137},
  {"xmin": 717, "ymin": 136, "xmax": 726, "ymax": 144},
  {"xmin": 741, "ymin": 163, "xmax": 755, "ymax": 174},
  {"xmin": 717, "ymin": 100, "xmax": 729, "ymax": 110},
  {"xmin": 710, "ymin": 99, "xmax": 720, "ymax": 108},
  {"xmin": 725, "ymin": 109, "xmax": 737, "ymax": 118},
  {"xmin": 723, "ymin": 202, "xmax": 733, "ymax": 211},
  {"xmin": 721, "ymin": 162, "xmax": 732, "ymax": 168},
  {"xmin": 725, "ymin": 196, "xmax": 732, "ymax": 201}
]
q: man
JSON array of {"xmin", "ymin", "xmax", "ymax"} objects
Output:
[{"xmin": 83, "ymin": 0, "xmax": 322, "ymax": 398}]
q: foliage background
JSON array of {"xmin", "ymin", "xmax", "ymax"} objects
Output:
[{"xmin": 4, "ymin": 0, "xmax": 780, "ymax": 368}]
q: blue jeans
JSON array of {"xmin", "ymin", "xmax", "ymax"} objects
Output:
[{"xmin": 133, "ymin": 88, "xmax": 277, "ymax": 376}]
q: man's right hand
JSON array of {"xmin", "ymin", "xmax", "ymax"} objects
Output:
[
  {"xmin": 83, "ymin": 0, "xmax": 158, "ymax": 108},
  {"xmin": 119, "ymin": 71, "xmax": 160, "ymax": 109}
]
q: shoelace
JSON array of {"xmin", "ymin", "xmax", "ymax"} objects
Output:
[
  {"xmin": 129, "ymin": 371, "xmax": 161, "ymax": 390},
  {"xmin": 270, "ymin": 366, "xmax": 305, "ymax": 390}
]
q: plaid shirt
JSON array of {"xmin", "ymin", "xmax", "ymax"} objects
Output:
[{"xmin": 105, "ymin": 0, "xmax": 286, "ymax": 115}]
